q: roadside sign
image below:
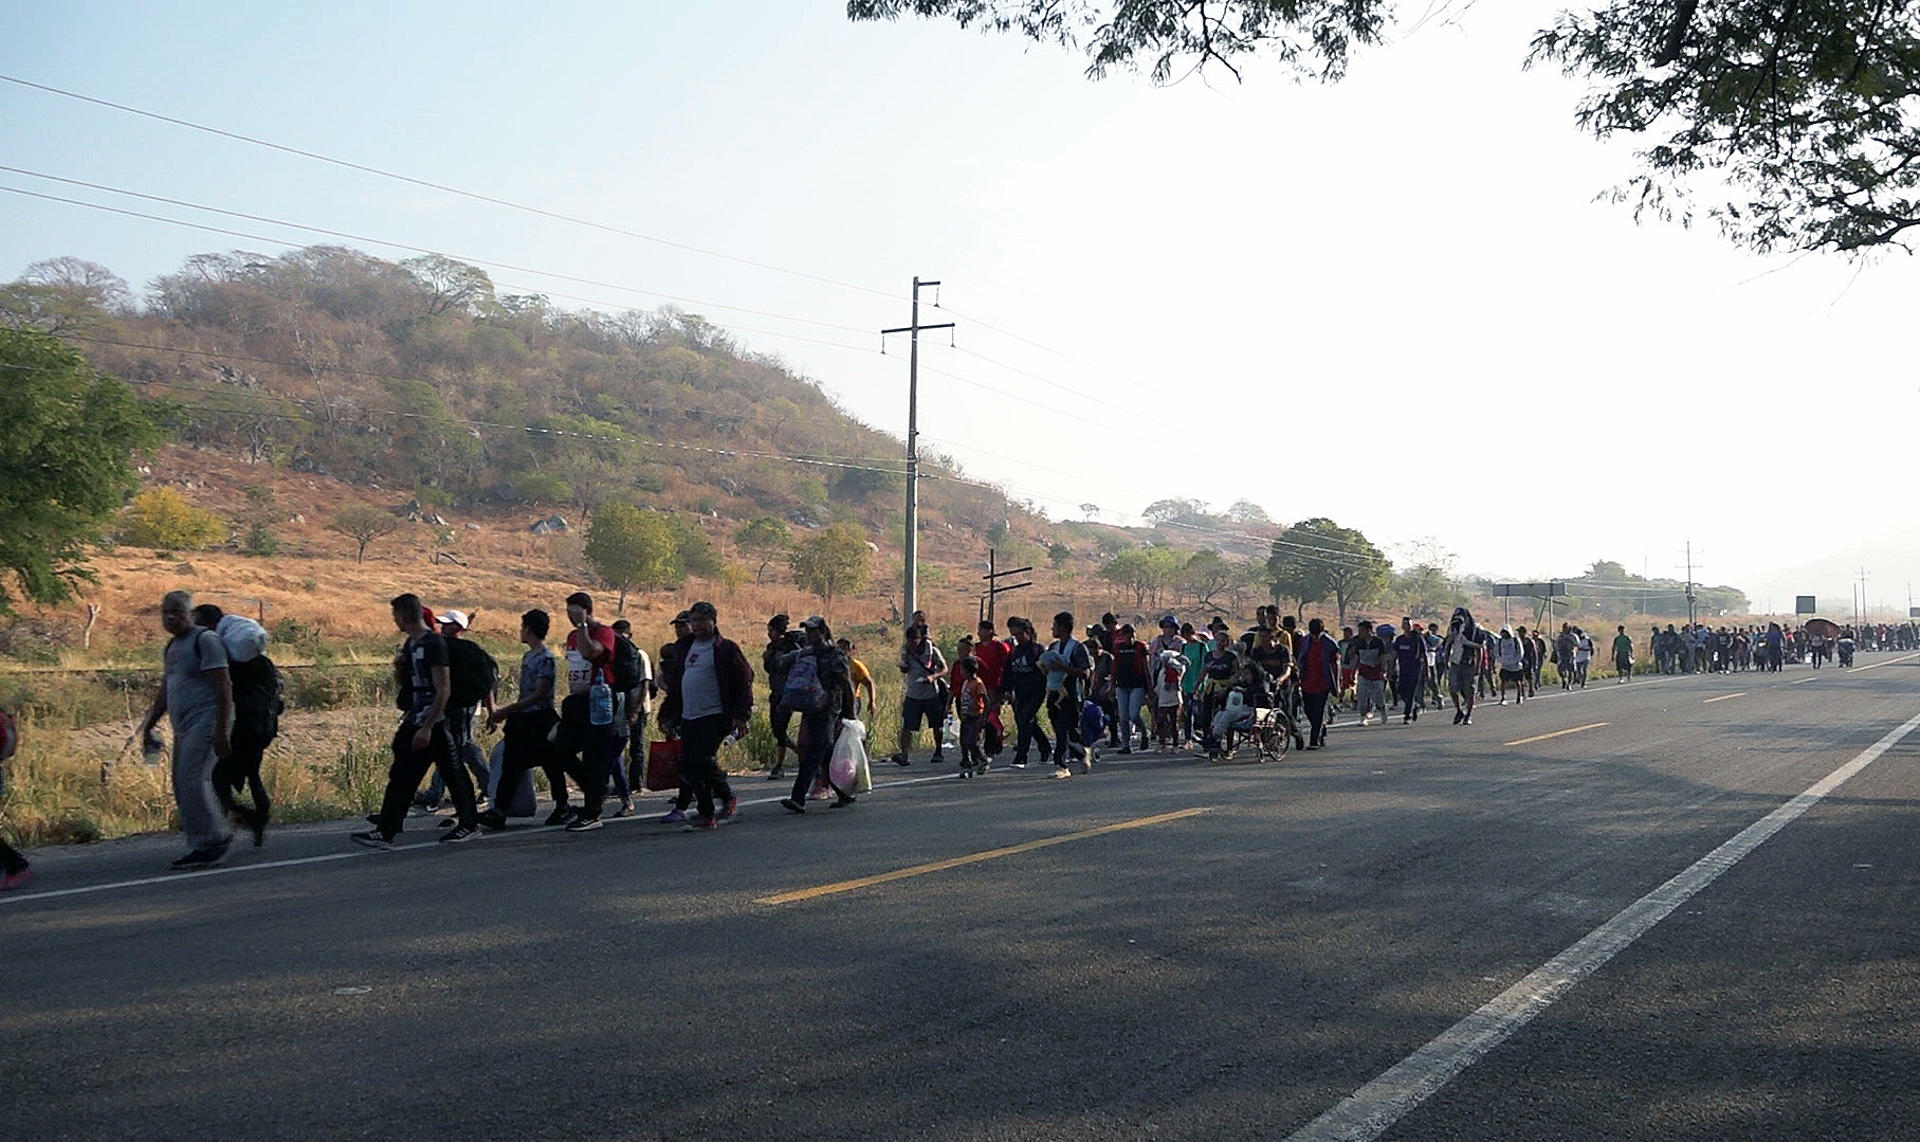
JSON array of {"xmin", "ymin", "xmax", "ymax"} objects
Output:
[
  {"xmin": 1494, "ymin": 582, "xmax": 1566, "ymax": 597},
  {"xmin": 1795, "ymin": 596, "xmax": 1817, "ymax": 615}
]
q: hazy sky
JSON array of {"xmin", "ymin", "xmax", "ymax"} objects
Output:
[{"xmin": 4, "ymin": 1, "xmax": 1916, "ymax": 609}]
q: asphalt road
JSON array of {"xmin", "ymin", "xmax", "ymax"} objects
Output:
[{"xmin": 5, "ymin": 653, "xmax": 1918, "ymax": 1141}]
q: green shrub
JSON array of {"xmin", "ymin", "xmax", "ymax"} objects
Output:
[{"xmin": 119, "ymin": 488, "xmax": 227, "ymax": 550}]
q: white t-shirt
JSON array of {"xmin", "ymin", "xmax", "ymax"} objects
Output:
[{"xmin": 679, "ymin": 636, "xmax": 724, "ymax": 720}]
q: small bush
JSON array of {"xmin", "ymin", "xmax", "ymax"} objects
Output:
[{"xmin": 120, "ymin": 488, "xmax": 227, "ymax": 550}]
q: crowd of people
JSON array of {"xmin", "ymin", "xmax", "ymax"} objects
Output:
[{"xmin": 2, "ymin": 587, "xmax": 1912, "ymax": 882}]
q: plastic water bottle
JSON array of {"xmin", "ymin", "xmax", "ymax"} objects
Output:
[{"xmin": 589, "ymin": 681, "xmax": 613, "ymax": 726}]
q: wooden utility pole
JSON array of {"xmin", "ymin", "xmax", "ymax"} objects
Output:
[{"xmin": 881, "ymin": 277, "xmax": 954, "ymax": 624}]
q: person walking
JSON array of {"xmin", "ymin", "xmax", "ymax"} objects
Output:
[
  {"xmin": 891, "ymin": 624, "xmax": 948, "ymax": 766},
  {"xmin": 611, "ymin": 618, "xmax": 654, "ymax": 811},
  {"xmin": 1446, "ymin": 610, "xmax": 1486, "ymax": 725},
  {"xmin": 479, "ymin": 609, "xmax": 564, "ymax": 829},
  {"xmin": 1347, "ymin": 620, "xmax": 1390, "ymax": 726},
  {"xmin": 1392, "ymin": 619, "xmax": 1427, "ymax": 723},
  {"xmin": 999, "ymin": 617, "xmax": 1049, "ymax": 767},
  {"xmin": 762, "ymin": 615, "xmax": 802, "ymax": 780},
  {"xmin": 138, "ymin": 591, "xmax": 236, "ymax": 869},
  {"xmin": 352, "ymin": 593, "xmax": 481, "ymax": 848},
  {"xmin": 1042, "ymin": 611, "xmax": 1093, "ymax": 777},
  {"xmin": 778, "ymin": 616, "xmax": 857, "ymax": 811},
  {"xmin": 1495, "ymin": 625, "xmax": 1528, "ymax": 706},
  {"xmin": 659, "ymin": 601, "xmax": 750, "ymax": 830},
  {"xmin": 1612, "ymin": 625, "xmax": 1635, "ymax": 682},
  {"xmin": 1109, "ymin": 624, "xmax": 1151, "ymax": 753},
  {"xmin": 190, "ymin": 604, "xmax": 280, "ymax": 847},
  {"xmin": 1296, "ymin": 618, "xmax": 1341, "ymax": 749},
  {"xmin": 552, "ymin": 593, "xmax": 621, "ymax": 832}
]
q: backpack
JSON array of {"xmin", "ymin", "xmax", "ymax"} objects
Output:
[
  {"xmin": 0, "ymin": 707, "xmax": 17, "ymax": 764},
  {"xmin": 229, "ymin": 654, "xmax": 284, "ymax": 741},
  {"xmin": 446, "ymin": 638, "xmax": 499, "ymax": 709},
  {"xmin": 781, "ymin": 649, "xmax": 832, "ymax": 714},
  {"xmin": 611, "ymin": 633, "xmax": 644, "ymax": 693}
]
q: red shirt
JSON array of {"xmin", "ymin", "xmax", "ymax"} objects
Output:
[
  {"xmin": 973, "ymin": 637, "xmax": 1011, "ymax": 692},
  {"xmin": 564, "ymin": 622, "xmax": 617, "ymax": 693}
]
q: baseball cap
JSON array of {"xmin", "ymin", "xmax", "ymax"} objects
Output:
[
  {"xmin": 1159, "ymin": 615, "xmax": 1177, "ymax": 628},
  {"xmin": 801, "ymin": 615, "xmax": 828, "ymax": 630},
  {"xmin": 688, "ymin": 601, "xmax": 717, "ymax": 620},
  {"xmin": 671, "ymin": 610, "xmax": 692, "ymax": 625},
  {"xmin": 439, "ymin": 609, "xmax": 470, "ymax": 631}
]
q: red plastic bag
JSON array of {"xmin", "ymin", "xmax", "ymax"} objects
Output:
[{"xmin": 644, "ymin": 738, "xmax": 682, "ymax": 792}]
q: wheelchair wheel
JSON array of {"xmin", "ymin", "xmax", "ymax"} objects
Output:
[{"xmin": 1257, "ymin": 717, "xmax": 1290, "ymax": 762}]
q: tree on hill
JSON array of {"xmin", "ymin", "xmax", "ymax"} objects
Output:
[
  {"xmin": 585, "ymin": 502, "xmax": 679, "ymax": 612},
  {"xmin": 327, "ymin": 504, "xmax": 402, "ymax": 564},
  {"xmin": 120, "ymin": 489, "xmax": 227, "ymax": 551},
  {"xmin": 735, "ymin": 517, "xmax": 792, "ymax": 584},
  {"xmin": 1267, "ymin": 518, "xmax": 1391, "ymax": 623},
  {"xmin": 0, "ymin": 328, "xmax": 158, "ymax": 612},
  {"xmin": 789, "ymin": 523, "xmax": 873, "ymax": 613},
  {"xmin": 1101, "ymin": 546, "xmax": 1184, "ymax": 608},
  {"xmin": 1142, "ymin": 497, "xmax": 1214, "ymax": 528},
  {"xmin": 849, "ymin": 0, "xmax": 1920, "ymax": 255}
]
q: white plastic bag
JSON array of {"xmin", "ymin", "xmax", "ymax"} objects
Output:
[
  {"xmin": 830, "ymin": 718, "xmax": 871, "ymax": 794},
  {"xmin": 216, "ymin": 614, "xmax": 270, "ymax": 663}
]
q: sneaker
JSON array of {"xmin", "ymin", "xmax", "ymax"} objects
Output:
[
  {"xmin": 767, "ymin": 766, "xmax": 786, "ymax": 781},
  {"xmin": 1051, "ymin": 766, "xmax": 1073, "ymax": 779},
  {"xmin": 170, "ymin": 839, "xmax": 231, "ymax": 870},
  {"xmin": 1453, "ymin": 711, "xmax": 1465, "ymax": 725},
  {"xmin": 477, "ymin": 809, "xmax": 509, "ymax": 830},
  {"xmin": 544, "ymin": 805, "xmax": 577, "ymax": 827},
  {"xmin": 830, "ymin": 793, "xmax": 856, "ymax": 808},
  {"xmin": 0, "ymin": 867, "xmax": 34, "ymax": 891},
  {"xmin": 409, "ymin": 803, "xmax": 442, "ymax": 817},
  {"xmin": 437, "ymin": 818, "xmax": 456, "ymax": 828},
  {"xmin": 565, "ymin": 815, "xmax": 604, "ymax": 832},
  {"xmin": 1011, "ymin": 760, "xmax": 1027, "ymax": 769},
  {"xmin": 779, "ymin": 798, "xmax": 806, "ymax": 814},
  {"xmin": 659, "ymin": 808, "xmax": 688, "ymax": 824},
  {"xmin": 890, "ymin": 753, "xmax": 910, "ymax": 767},
  {"xmin": 613, "ymin": 799, "xmax": 635, "ymax": 819},
  {"xmin": 349, "ymin": 830, "xmax": 395, "ymax": 850},
  {"xmin": 1120, "ymin": 746, "xmax": 1132, "ymax": 755},
  {"xmin": 682, "ymin": 815, "xmax": 719, "ymax": 832},
  {"xmin": 718, "ymin": 795, "xmax": 740, "ymax": 821},
  {"xmin": 1462, "ymin": 716, "xmax": 1473, "ymax": 726},
  {"xmin": 244, "ymin": 807, "xmax": 268, "ymax": 847},
  {"xmin": 440, "ymin": 824, "xmax": 482, "ymax": 844}
]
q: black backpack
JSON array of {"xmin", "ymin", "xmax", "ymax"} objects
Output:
[
  {"xmin": 230, "ymin": 654, "xmax": 284, "ymax": 742},
  {"xmin": 446, "ymin": 638, "xmax": 499, "ymax": 709},
  {"xmin": 612, "ymin": 633, "xmax": 644, "ymax": 693}
]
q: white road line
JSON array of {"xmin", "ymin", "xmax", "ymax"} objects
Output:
[
  {"xmin": 1286, "ymin": 706, "xmax": 1920, "ymax": 1142},
  {"xmin": 1792, "ymin": 678, "xmax": 1818, "ymax": 685},
  {"xmin": 1848, "ymin": 651, "xmax": 1920, "ymax": 673},
  {"xmin": 0, "ymin": 772, "xmax": 962, "ymax": 907},
  {"xmin": 1702, "ymin": 693, "xmax": 1747, "ymax": 704}
]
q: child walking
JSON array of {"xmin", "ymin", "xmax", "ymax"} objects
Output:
[{"xmin": 954, "ymin": 658, "xmax": 990, "ymax": 778}]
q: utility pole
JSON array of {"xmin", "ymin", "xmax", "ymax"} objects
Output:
[
  {"xmin": 881, "ymin": 277, "xmax": 954, "ymax": 625},
  {"xmin": 1684, "ymin": 540, "xmax": 1697, "ymax": 626},
  {"xmin": 1857, "ymin": 566, "xmax": 1869, "ymax": 628},
  {"xmin": 982, "ymin": 546, "xmax": 1034, "ymax": 625}
]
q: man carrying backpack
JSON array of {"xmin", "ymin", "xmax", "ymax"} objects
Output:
[
  {"xmin": 554, "ymin": 592, "xmax": 620, "ymax": 832},
  {"xmin": 611, "ymin": 618, "xmax": 653, "ymax": 813},
  {"xmin": 192, "ymin": 604, "xmax": 282, "ymax": 847},
  {"xmin": 418, "ymin": 609, "xmax": 496, "ymax": 816},
  {"xmin": 778, "ymin": 616, "xmax": 857, "ymax": 814},
  {"xmin": 763, "ymin": 615, "xmax": 804, "ymax": 780}
]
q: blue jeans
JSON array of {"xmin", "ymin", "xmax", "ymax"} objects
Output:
[{"xmin": 1115, "ymin": 687, "xmax": 1147, "ymax": 748}]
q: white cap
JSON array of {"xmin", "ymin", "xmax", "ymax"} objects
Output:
[{"xmin": 440, "ymin": 609, "xmax": 471, "ymax": 631}]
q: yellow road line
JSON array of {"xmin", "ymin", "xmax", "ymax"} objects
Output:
[
  {"xmin": 757, "ymin": 807, "xmax": 1209, "ymax": 905},
  {"xmin": 1505, "ymin": 722, "xmax": 1609, "ymax": 747},
  {"xmin": 1703, "ymin": 693, "xmax": 1747, "ymax": 704}
]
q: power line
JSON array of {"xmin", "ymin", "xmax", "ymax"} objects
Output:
[{"xmin": 0, "ymin": 72, "xmax": 898, "ymax": 301}]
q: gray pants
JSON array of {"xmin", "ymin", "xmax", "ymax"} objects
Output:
[
  {"xmin": 171, "ymin": 711, "xmax": 229, "ymax": 850},
  {"xmin": 1356, "ymin": 678, "xmax": 1387, "ymax": 718}
]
